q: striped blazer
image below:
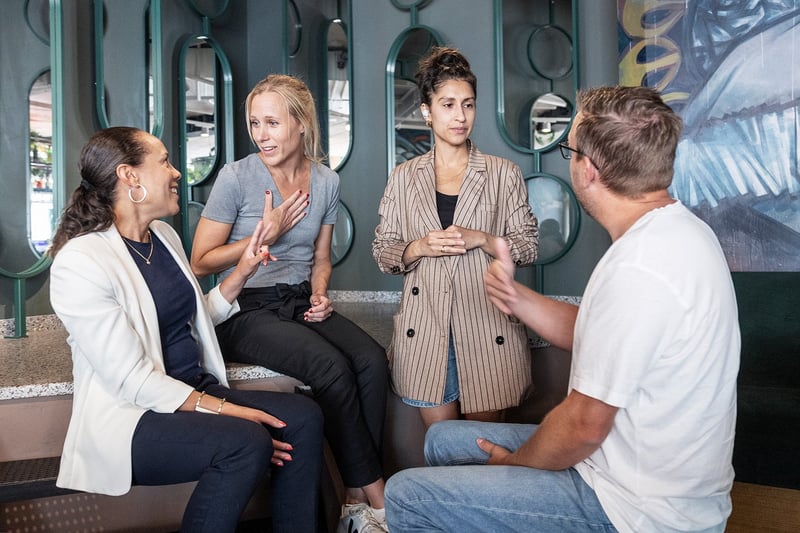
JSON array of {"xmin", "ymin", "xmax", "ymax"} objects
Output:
[{"xmin": 373, "ymin": 143, "xmax": 539, "ymax": 412}]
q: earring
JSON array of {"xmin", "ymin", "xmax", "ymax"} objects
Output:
[
  {"xmin": 128, "ymin": 184, "xmax": 148, "ymax": 204},
  {"xmin": 422, "ymin": 108, "xmax": 431, "ymax": 127}
]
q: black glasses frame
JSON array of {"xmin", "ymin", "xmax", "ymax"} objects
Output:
[
  {"xmin": 558, "ymin": 142, "xmax": 598, "ymax": 169},
  {"xmin": 558, "ymin": 142, "xmax": 584, "ymax": 160}
]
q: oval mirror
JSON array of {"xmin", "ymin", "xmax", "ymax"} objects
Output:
[
  {"xmin": 495, "ymin": 0, "xmax": 576, "ymax": 153},
  {"xmin": 183, "ymin": 38, "xmax": 218, "ymax": 186},
  {"xmin": 525, "ymin": 173, "xmax": 580, "ymax": 264},
  {"xmin": 331, "ymin": 200, "xmax": 354, "ymax": 266},
  {"xmin": 29, "ymin": 70, "xmax": 53, "ymax": 255},
  {"xmin": 530, "ymin": 93, "xmax": 572, "ymax": 150},
  {"xmin": 386, "ymin": 26, "xmax": 443, "ymax": 174},
  {"xmin": 186, "ymin": 0, "xmax": 231, "ymax": 19},
  {"xmin": 325, "ymin": 19, "xmax": 351, "ymax": 170},
  {"xmin": 287, "ymin": 0, "xmax": 302, "ymax": 58},
  {"xmin": 527, "ymin": 24, "xmax": 573, "ymax": 80},
  {"xmin": 25, "ymin": 0, "xmax": 50, "ymax": 45}
]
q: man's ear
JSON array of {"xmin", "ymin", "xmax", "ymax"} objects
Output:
[{"xmin": 581, "ymin": 156, "xmax": 599, "ymax": 187}]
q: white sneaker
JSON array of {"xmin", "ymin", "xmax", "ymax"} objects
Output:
[{"xmin": 337, "ymin": 503, "xmax": 389, "ymax": 533}]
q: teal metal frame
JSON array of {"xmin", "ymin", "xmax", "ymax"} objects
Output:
[
  {"xmin": 2, "ymin": 0, "xmax": 64, "ymax": 338},
  {"xmin": 492, "ymin": 0, "xmax": 581, "ymax": 289},
  {"xmin": 93, "ymin": 0, "xmax": 164, "ymax": 136},
  {"xmin": 384, "ymin": 25, "xmax": 443, "ymax": 177},
  {"xmin": 177, "ymin": 30, "xmax": 235, "ymax": 255},
  {"xmin": 323, "ymin": 16, "xmax": 354, "ymax": 171}
]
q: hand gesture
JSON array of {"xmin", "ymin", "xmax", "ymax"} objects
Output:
[
  {"xmin": 261, "ymin": 189, "xmax": 309, "ymax": 245},
  {"xmin": 233, "ymin": 220, "xmax": 277, "ymax": 281},
  {"xmin": 304, "ymin": 293, "xmax": 332, "ymax": 322},
  {"xmin": 484, "ymin": 238, "xmax": 519, "ymax": 316}
]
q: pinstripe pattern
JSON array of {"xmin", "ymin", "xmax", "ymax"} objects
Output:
[{"xmin": 373, "ymin": 143, "xmax": 539, "ymax": 413}]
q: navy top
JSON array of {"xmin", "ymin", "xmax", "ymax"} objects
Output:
[
  {"xmin": 123, "ymin": 232, "xmax": 212, "ymax": 387},
  {"xmin": 436, "ymin": 191, "xmax": 458, "ymax": 228}
]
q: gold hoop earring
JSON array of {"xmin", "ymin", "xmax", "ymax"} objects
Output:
[{"xmin": 128, "ymin": 184, "xmax": 148, "ymax": 204}]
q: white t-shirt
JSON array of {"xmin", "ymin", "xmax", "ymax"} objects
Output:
[{"xmin": 571, "ymin": 201, "xmax": 740, "ymax": 532}]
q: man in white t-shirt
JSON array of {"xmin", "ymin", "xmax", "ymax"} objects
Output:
[{"xmin": 384, "ymin": 86, "xmax": 740, "ymax": 532}]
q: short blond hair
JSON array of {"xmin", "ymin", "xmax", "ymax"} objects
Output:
[{"xmin": 575, "ymin": 86, "xmax": 683, "ymax": 197}]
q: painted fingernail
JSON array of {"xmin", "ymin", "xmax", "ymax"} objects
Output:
[{"xmin": 265, "ymin": 190, "xmax": 270, "ymax": 195}]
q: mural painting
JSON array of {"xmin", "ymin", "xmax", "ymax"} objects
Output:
[{"xmin": 618, "ymin": 0, "xmax": 800, "ymax": 271}]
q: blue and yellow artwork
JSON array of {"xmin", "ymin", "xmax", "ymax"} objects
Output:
[{"xmin": 618, "ymin": 0, "xmax": 800, "ymax": 271}]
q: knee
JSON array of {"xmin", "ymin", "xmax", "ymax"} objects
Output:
[
  {"xmin": 385, "ymin": 470, "xmax": 426, "ymax": 528},
  {"xmin": 227, "ymin": 422, "xmax": 273, "ymax": 475},
  {"xmin": 312, "ymin": 356, "xmax": 359, "ymax": 398},
  {"xmin": 287, "ymin": 394, "xmax": 325, "ymax": 443},
  {"xmin": 423, "ymin": 420, "xmax": 464, "ymax": 466},
  {"xmin": 385, "ymin": 470, "xmax": 414, "ymax": 508}
]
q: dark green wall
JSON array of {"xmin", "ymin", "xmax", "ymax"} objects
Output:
[{"xmin": 0, "ymin": 0, "xmax": 618, "ymax": 318}]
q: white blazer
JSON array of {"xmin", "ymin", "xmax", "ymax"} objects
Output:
[{"xmin": 49, "ymin": 220, "xmax": 238, "ymax": 495}]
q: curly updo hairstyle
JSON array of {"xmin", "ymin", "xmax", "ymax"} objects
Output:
[
  {"xmin": 49, "ymin": 126, "xmax": 148, "ymax": 256},
  {"xmin": 415, "ymin": 46, "xmax": 477, "ymax": 107}
]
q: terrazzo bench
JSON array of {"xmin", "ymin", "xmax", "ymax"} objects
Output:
[{"xmin": 0, "ymin": 294, "xmax": 399, "ymax": 530}]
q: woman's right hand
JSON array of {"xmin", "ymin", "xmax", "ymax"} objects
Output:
[
  {"xmin": 405, "ymin": 227, "xmax": 467, "ymax": 263},
  {"xmin": 261, "ymin": 189, "xmax": 309, "ymax": 245}
]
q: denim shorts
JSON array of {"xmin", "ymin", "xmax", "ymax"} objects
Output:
[{"xmin": 402, "ymin": 332, "xmax": 460, "ymax": 408}]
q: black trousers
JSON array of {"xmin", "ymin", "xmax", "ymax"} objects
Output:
[
  {"xmin": 131, "ymin": 386, "xmax": 323, "ymax": 533},
  {"xmin": 217, "ymin": 286, "xmax": 388, "ymax": 489}
]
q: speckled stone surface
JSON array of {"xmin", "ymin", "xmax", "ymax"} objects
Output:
[
  {"xmin": 0, "ymin": 296, "xmax": 401, "ymax": 401},
  {"xmin": 0, "ymin": 292, "xmax": 578, "ymax": 401}
]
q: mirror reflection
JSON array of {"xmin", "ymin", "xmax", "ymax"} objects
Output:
[
  {"xmin": 496, "ymin": 0, "xmax": 576, "ymax": 152},
  {"xmin": 531, "ymin": 93, "xmax": 572, "ymax": 150},
  {"xmin": 526, "ymin": 174, "xmax": 579, "ymax": 264},
  {"xmin": 184, "ymin": 39, "xmax": 218, "ymax": 185},
  {"xmin": 527, "ymin": 25, "xmax": 573, "ymax": 81},
  {"xmin": 326, "ymin": 19, "xmax": 351, "ymax": 170},
  {"xmin": 331, "ymin": 200, "xmax": 354, "ymax": 266},
  {"xmin": 29, "ymin": 70, "xmax": 53, "ymax": 255},
  {"xmin": 392, "ymin": 27, "xmax": 440, "ymax": 166}
]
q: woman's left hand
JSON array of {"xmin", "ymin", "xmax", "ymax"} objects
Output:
[
  {"xmin": 305, "ymin": 294, "xmax": 332, "ymax": 322},
  {"xmin": 270, "ymin": 438, "xmax": 294, "ymax": 466},
  {"xmin": 447, "ymin": 225, "xmax": 501, "ymax": 257}
]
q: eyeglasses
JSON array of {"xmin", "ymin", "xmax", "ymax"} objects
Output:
[
  {"xmin": 558, "ymin": 142, "xmax": 586, "ymax": 160},
  {"xmin": 558, "ymin": 142, "xmax": 598, "ymax": 169}
]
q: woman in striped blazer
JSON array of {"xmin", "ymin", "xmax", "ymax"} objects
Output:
[{"xmin": 373, "ymin": 47, "xmax": 539, "ymax": 429}]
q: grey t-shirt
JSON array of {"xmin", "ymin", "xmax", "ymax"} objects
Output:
[{"xmin": 201, "ymin": 153, "xmax": 339, "ymax": 287}]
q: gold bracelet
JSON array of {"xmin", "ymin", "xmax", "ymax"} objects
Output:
[
  {"xmin": 217, "ymin": 398, "xmax": 227, "ymax": 414},
  {"xmin": 194, "ymin": 391, "xmax": 206, "ymax": 411},
  {"xmin": 194, "ymin": 391, "xmax": 219, "ymax": 415}
]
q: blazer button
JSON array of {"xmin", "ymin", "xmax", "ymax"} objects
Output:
[
  {"xmin": 495, "ymin": 336, "xmax": 505, "ymax": 345},
  {"xmin": 391, "ymin": 266, "xmax": 401, "ymax": 273},
  {"xmin": 515, "ymin": 260, "xmax": 523, "ymax": 266},
  {"xmin": 411, "ymin": 287, "xmax": 419, "ymax": 295},
  {"xmin": 407, "ymin": 329, "xmax": 415, "ymax": 337}
]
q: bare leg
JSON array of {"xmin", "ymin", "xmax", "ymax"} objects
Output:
[
  {"xmin": 465, "ymin": 409, "xmax": 505, "ymax": 423},
  {"xmin": 419, "ymin": 402, "xmax": 460, "ymax": 430},
  {"xmin": 345, "ymin": 478, "xmax": 386, "ymax": 509}
]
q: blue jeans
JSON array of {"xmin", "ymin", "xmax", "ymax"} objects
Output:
[
  {"xmin": 385, "ymin": 420, "xmax": 616, "ymax": 532},
  {"xmin": 402, "ymin": 331, "xmax": 459, "ymax": 408}
]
